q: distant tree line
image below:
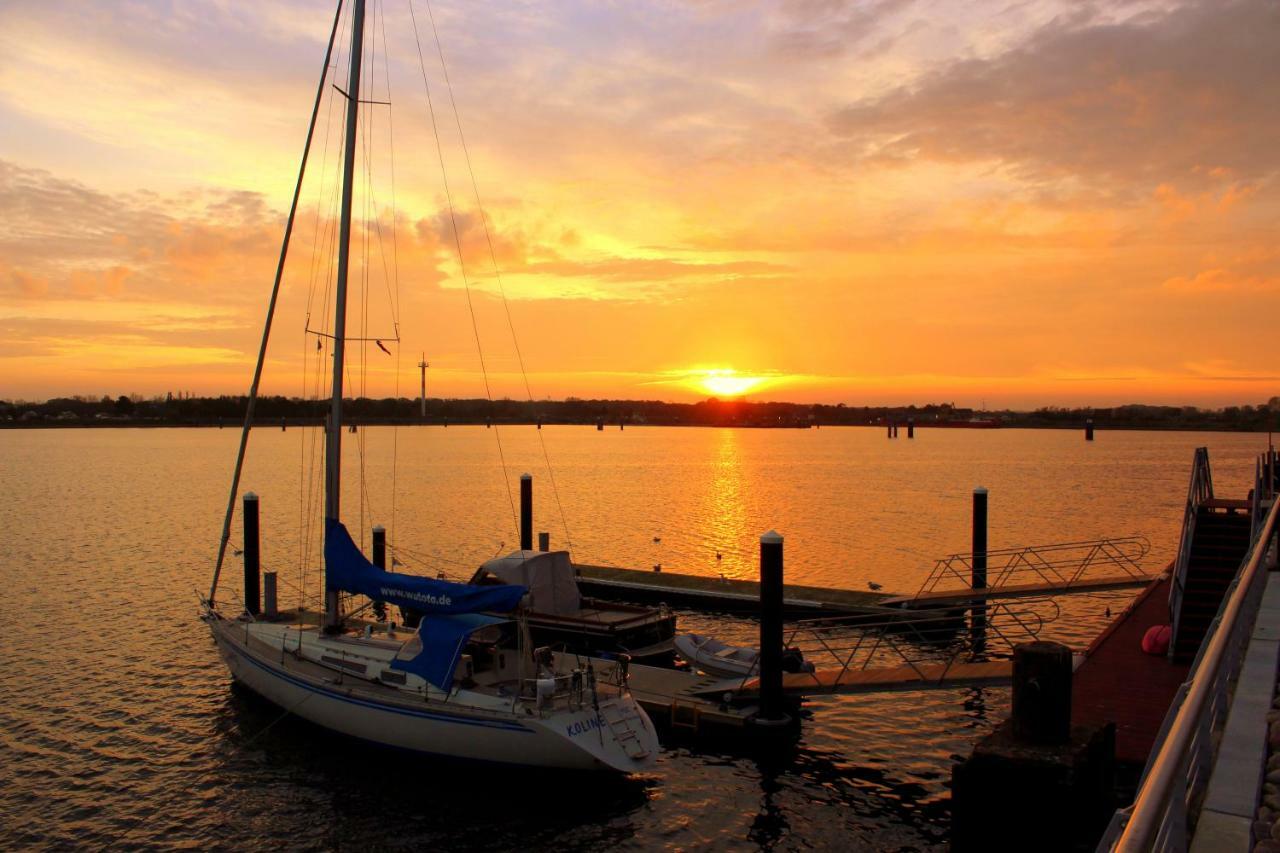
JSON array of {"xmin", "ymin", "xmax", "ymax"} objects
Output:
[{"xmin": 2, "ymin": 393, "xmax": 1278, "ymax": 431}]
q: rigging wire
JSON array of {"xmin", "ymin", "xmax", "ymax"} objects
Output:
[
  {"xmin": 422, "ymin": 0, "xmax": 574, "ymax": 548},
  {"xmin": 378, "ymin": 0, "xmax": 404, "ymax": 551},
  {"xmin": 407, "ymin": 0, "xmax": 519, "ymax": 539}
]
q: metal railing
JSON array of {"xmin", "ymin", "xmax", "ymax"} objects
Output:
[
  {"xmin": 1168, "ymin": 448, "xmax": 1214, "ymax": 653},
  {"xmin": 1098, "ymin": 485, "xmax": 1279, "ymax": 852},
  {"xmin": 915, "ymin": 537, "xmax": 1150, "ymax": 596},
  {"xmin": 1253, "ymin": 449, "xmax": 1277, "ymax": 542},
  {"xmin": 720, "ymin": 600, "xmax": 1054, "ymax": 695}
]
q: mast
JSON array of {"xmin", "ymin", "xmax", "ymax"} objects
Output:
[{"xmin": 325, "ymin": 0, "xmax": 366, "ymax": 629}]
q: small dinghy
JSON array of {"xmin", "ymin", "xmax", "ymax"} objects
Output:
[{"xmin": 674, "ymin": 633, "xmax": 814, "ymax": 680}]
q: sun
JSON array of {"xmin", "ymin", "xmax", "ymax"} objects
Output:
[{"xmin": 698, "ymin": 369, "xmax": 767, "ymax": 398}]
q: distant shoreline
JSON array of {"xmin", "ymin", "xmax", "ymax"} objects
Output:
[
  {"xmin": 1, "ymin": 420, "xmax": 1273, "ymax": 434},
  {"xmin": 4, "ymin": 394, "xmax": 1275, "ymax": 434}
]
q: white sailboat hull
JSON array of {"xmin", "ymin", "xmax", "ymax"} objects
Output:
[{"xmin": 209, "ymin": 618, "xmax": 656, "ymax": 773}]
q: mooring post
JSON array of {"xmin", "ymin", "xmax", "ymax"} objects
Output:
[
  {"xmin": 907, "ymin": 418, "xmax": 914, "ymax": 439},
  {"xmin": 1085, "ymin": 418, "xmax": 1094, "ymax": 441},
  {"xmin": 371, "ymin": 523, "xmax": 386, "ymax": 620},
  {"xmin": 886, "ymin": 422, "xmax": 892, "ymax": 439},
  {"xmin": 952, "ymin": 638, "xmax": 1113, "ymax": 848},
  {"xmin": 1012, "ymin": 641, "xmax": 1073, "ymax": 744},
  {"xmin": 520, "ymin": 474, "xmax": 533, "ymax": 551},
  {"xmin": 538, "ymin": 531, "xmax": 550, "ymax": 552},
  {"xmin": 372, "ymin": 524, "xmax": 386, "ymax": 569},
  {"xmin": 243, "ymin": 492, "xmax": 260, "ymax": 616},
  {"xmin": 757, "ymin": 530, "xmax": 790, "ymax": 726},
  {"xmin": 972, "ymin": 487, "xmax": 988, "ymax": 589},
  {"xmin": 263, "ymin": 571, "xmax": 278, "ymax": 619},
  {"xmin": 596, "ymin": 417, "xmax": 604, "ymax": 431}
]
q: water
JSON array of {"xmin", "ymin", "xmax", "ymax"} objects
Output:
[{"xmin": 0, "ymin": 425, "xmax": 1267, "ymax": 849}]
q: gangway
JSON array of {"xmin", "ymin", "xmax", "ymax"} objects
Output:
[
  {"xmin": 881, "ymin": 536, "xmax": 1153, "ymax": 608},
  {"xmin": 691, "ymin": 599, "xmax": 1053, "ymax": 699}
]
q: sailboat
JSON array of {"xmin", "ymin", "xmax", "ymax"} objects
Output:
[{"xmin": 200, "ymin": 0, "xmax": 658, "ymax": 774}]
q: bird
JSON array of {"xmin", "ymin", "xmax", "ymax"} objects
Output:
[
  {"xmin": 715, "ymin": 551, "xmax": 722, "ymax": 561},
  {"xmin": 233, "ymin": 549, "xmax": 243, "ymax": 557},
  {"xmin": 652, "ymin": 536, "xmax": 661, "ymax": 544},
  {"xmin": 867, "ymin": 581, "xmax": 883, "ymax": 591},
  {"xmin": 375, "ymin": 339, "xmax": 391, "ymax": 355},
  {"xmin": 653, "ymin": 563, "xmax": 662, "ymax": 572},
  {"xmin": 392, "ymin": 557, "xmax": 404, "ymax": 568}
]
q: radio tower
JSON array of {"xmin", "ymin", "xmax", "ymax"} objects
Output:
[{"xmin": 418, "ymin": 354, "xmax": 429, "ymax": 419}]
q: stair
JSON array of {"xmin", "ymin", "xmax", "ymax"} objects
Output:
[
  {"xmin": 1172, "ymin": 509, "xmax": 1252, "ymax": 662},
  {"xmin": 602, "ymin": 703, "xmax": 652, "ymax": 759}
]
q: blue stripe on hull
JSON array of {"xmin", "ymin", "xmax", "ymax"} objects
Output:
[{"xmin": 220, "ymin": 630, "xmax": 533, "ymax": 734}]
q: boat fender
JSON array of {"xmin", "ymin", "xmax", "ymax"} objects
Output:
[{"xmin": 536, "ymin": 677, "xmax": 556, "ymax": 708}]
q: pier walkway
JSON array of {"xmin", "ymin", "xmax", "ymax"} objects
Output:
[{"xmin": 1071, "ymin": 570, "xmax": 1188, "ymax": 766}]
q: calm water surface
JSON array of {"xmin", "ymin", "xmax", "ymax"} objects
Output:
[{"xmin": 0, "ymin": 426, "xmax": 1267, "ymax": 850}]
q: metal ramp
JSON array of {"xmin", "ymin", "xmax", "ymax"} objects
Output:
[
  {"xmin": 881, "ymin": 536, "xmax": 1152, "ymax": 608},
  {"xmin": 692, "ymin": 599, "xmax": 1053, "ymax": 698}
]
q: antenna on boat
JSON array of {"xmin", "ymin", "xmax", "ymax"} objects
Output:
[{"xmin": 324, "ymin": 0, "xmax": 366, "ymax": 630}]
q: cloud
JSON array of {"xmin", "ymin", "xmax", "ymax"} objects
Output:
[
  {"xmin": 1162, "ymin": 268, "xmax": 1280, "ymax": 294},
  {"xmin": 825, "ymin": 0, "xmax": 1280, "ymax": 192}
]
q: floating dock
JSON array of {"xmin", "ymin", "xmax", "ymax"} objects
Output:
[
  {"xmin": 575, "ymin": 563, "xmax": 891, "ymax": 616},
  {"xmin": 1070, "ymin": 571, "xmax": 1188, "ymax": 766}
]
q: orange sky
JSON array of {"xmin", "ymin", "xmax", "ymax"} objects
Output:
[{"xmin": 1, "ymin": 0, "xmax": 1277, "ymax": 407}]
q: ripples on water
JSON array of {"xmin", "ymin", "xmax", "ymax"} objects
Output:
[{"xmin": 0, "ymin": 426, "xmax": 1266, "ymax": 849}]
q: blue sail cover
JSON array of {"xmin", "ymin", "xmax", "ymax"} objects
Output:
[
  {"xmin": 390, "ymin": 613, "xmax": 507, "ymax": 689},
  {"xmin": 324, "ymin": 518, "xmax": 526, "ymax": 614}
]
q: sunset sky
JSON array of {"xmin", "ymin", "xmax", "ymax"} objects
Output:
[{"xmin": 1, "ymin": 0, "xmax": 1276, "ymax": 407}]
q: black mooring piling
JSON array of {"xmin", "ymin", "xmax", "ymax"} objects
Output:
[
  {"xmin": 1085, "ymin": 418, "xmax": 1094, "ymax": 441},
  {"xmin": 907, "ymin": 419, "xmax": 914, "ymax": 439},
  {"xmin": 243, "ymin": 492, "xmax": 260, "ymax": 616},
  {"xmin": 1012, "ymin": 641, "xmax": 1073, "ymax": 744},
  {"xmin": 371, "ymin": 524, "xmax": 387, "ymax": 620},
  {"xmin": 372, "ymin": 524, "xmax": 386, "ymax": 569},
  {"xmin": 263, "ymin": 571, "xmax": 278, "ymax": 618},
  {"xmin": 757, "ymin": 530, "xmax": 790, "ymax": 726},
  {"xmin": 972, "ymin": 487, "xmax": 988, "ymax": 590},
  {"xmin": 886, "ymin": 423, "xmax": 893, "ymax": 439},
  {"xmin": 520, "ymin": 474, "xmax": 533, "ymax": 551}
]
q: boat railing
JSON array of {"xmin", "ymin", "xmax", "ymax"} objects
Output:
[
  {"xmin": 1167, "ymin": 447, "xmax": 1215, "ymax": 657},
  {"xmin": 518, "ymin": 661, "xmax": 629, "ymax": 716},
  {"xmin": 1097, "ymin": 488, "xmax": 1278, "ymax": 852},
  {"xmin": 723, "ymin": 598, "xmax": 1056, "ymax": 693},
  {"xmin": 914, "ymin": 536, "xmax": 1151, "ymax": 597}
]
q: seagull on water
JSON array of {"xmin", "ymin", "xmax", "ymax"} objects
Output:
[{"xmin": 867, "ymin": 581, "xmax": 883, "ymax": 591}]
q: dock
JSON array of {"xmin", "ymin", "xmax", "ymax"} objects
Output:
[
  {"xmin": 1070, "ymin": 571, "xmax": 1188, "ymax": 766},
  {"xmin": 705, "ymin": 659, "xmax": 1014, "ymax": 697},
  {"xmin": 575, "ymin": 563, "xmax": 891, "ymax": 616},
  {"xmin": 880, "ymin": 574, "xmax": 1154, "ymax": 608}
]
